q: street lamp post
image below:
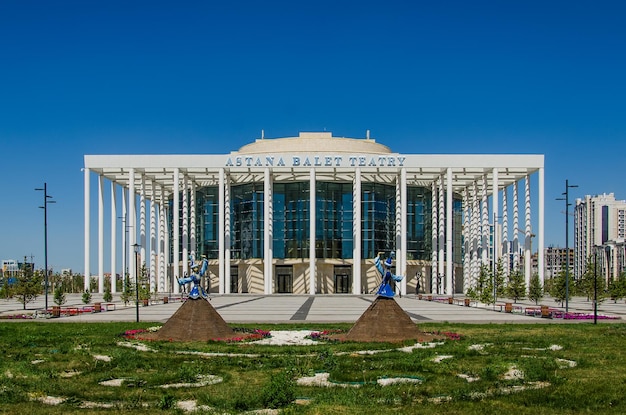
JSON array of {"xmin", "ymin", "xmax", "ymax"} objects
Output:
[
  {"xmin": 556, "ymin": 179, "xmax": 578, "ymax": 313},
  {"xmin": 593, "ymin": 246, "xmax": 599, "ymax": 325},
  {"xmin": 35, "ymin": 183, "xmax": 55, "ymax": 316},
  {"xmin": 132, "ymin": 243, "xmax": 140, "ymax": 323}
]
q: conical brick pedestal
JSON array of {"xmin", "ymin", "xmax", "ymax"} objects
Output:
[
  {"xmin": 344, "ymin": 296, "xmax": 436, "ymax": 343},
  {"xmin": 153, "ymin": 298, "xmax": 235, "ymax": 342}
]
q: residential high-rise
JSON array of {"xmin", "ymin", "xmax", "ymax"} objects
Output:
[{"xmin": 574, "ymin": 193, "xmax": 626, "ymax": 282}]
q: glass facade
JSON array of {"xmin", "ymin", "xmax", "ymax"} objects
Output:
[
  {"xmin": 315, "ymin": 182, "xmax": 353, "ymax": 259},
  {"xmin": 362, "ymin": 183, "xmax": 396, "ymax": 259},
  {"xmin": 231, "ymin": 183, "xmax": 265, "ymax": 260},
  {"xmin": 186, "ymin": 181, "xmax": 461, "ymax": 264},
  {"xmin": 273, "ymin": 182, "xmax": 310, "ymax": 258},
  {"xmin": 196, "ymin": 187, "xmax": 219, "ymax": 259},
  {"xmin": 406, "ymin": 187, "xmax": 432, "ymax": 260}
]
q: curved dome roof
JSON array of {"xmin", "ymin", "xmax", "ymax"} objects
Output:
[{"xmin": 237, "ymin": 132, "xmax": 392, "ymax": 154}]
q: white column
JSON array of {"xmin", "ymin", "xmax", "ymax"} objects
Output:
[
  {"xmin": 438, "ymin": 175, "xmax": 444, "ymax": 294},
  {"xmin": 431, "ymin": 180, "xmax": 437, "ymax": 293},
  {"xmin": 224, "ymin": 176, "xmax": 232, "ymax": 293},
  {"xmin": 446, "ymin": 168, "xmax": 453, "ymax": 295},
  {"xmin": 129, "ymin": 168, "xmax": 137, "ymax": 287},
  {"xmin": 162, "ymin": 188, "xmax": 169, "ymax": 293},
  {"xmin": 492, "ymin": 168, "xmax": 499, "ymax": 269},
  {"xmin": 481, "ymin": 175, "xmax": 488, "ymax": 266},
  {"xmin": 524, "ymin": 175, "xmax": 532, "ymax": 287},
  {"xmin": 218, "ymin": 168, "xmax": 225, "ymax": 294},
  {"xmin": 502, "ymin": 187, "xmax": 509, "ymax": 276},
  {"xmin": 352, "ymin": 169, "xmax": 362, "ymax": 294},
  {"xmin": 190, "ymin": 181, "xmax": 196, "ymax": 256},
  {"xmin": 264, "ymin": 168, "xmax": 272, "ymax": 294},
  {"xmin": 121, "ymin": 188, "xmax": 127, "ymax": 280},
  {"xmin": 182, "ymin": 174, "xmax": 189, "ymax": 280},
  {"xmin": 150, "ymin": 180, "xmax": 157, "ymax": 292},
  {"xmin": 400, "ymin": 168, "xmax": 407, "ymax": 296},
  {"xmin": 98, "ymin": 175, "xmax": 105, "ymax": 293},
  {"xmin": 173, "ymin": 168, "xmax": 180, "ymax": 294},
  {"xmin": 155, "ymin": 186, "xmax": 169, "ymax": 292},
  {"xmin": 538, "ymin": 167, "xmax": 545, "ymax": 285},
  {"xmin": 84, "ymin": 168, "xmax": 91, "ymax": 291},
  {"xmin": 471, "ymin": 181, "xmax": 479, "ymax": 285},
  {"xmin": 110, "ymin": 181, "xmax": 117, "ymax": 293},
  {"xmin": 395, "ymin": 175, "xmax": 401, "ymax": 279},
  {"xmin": 309, "ymin": 168, "xmax": 316, "ymax": 295},
  {"xmin": 513, "ymin": 181, "xmax": 520, "ymax": 270},
  {"xmin": 462, "ymin": 188, "xmax": 470, "ymax": 292},
  {"xmin": 140, "ymin": 174, "xmax": 146, "ymax": 267}
]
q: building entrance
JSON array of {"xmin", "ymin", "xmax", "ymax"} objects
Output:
[
  {"xmin": 230, "ymin": 266, "xmax": 238, "ymax": 293},
  {"xmin": 275, "ymin": 266, "xmax": 293, "ymax": 293},
  {"xmin": 333, "ymin": 266, "xmax": 352, "ymax": 294}
]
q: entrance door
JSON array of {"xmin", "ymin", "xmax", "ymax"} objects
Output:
[
  {"xmin": 275, "ymin": 266, "xmax": 293, "ymax": 293},
  {"xmin": 334, "ymin": 266, "xmax": 352, "ymax": 294},
  {"xmin": 230, "ymin": 266, "xmax": 238, "ymax": 293}
]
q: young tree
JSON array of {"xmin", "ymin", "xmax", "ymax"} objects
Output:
[
  {"xmin": 477, "ymin": 264, "xmax": 495, "ymax": 305},
  {"xmin": 120, "ymin": 273, "xmax": 133, "ymax": 306},
  {"xmin": 53, "ymin": 284, "xmax": 67, "ymax": 306},
  {"xmin": 548, "ymin": 270, "xmax": 569, "ymax": 307},
  {"xmin": 608, "ymin": 274, "xmax": 626, "ymax": 303},
  {"xmin": 506, "ymin": 268, "xmax": 526, "ymax": 303},
  {"xmin": 14, "ymin": 260, "xmax": 42, "ymax": 310},
  {"xmin": 103, "ymin": 286, "xmax": 113, "ymax": 303},
  {"xmin": 578, "ymin": 256, "xmax": 597, "ymax": 301},
  {"xmin": 138, "ymin": 263, "xmax": 151, "ymax": 302},
  {"xmin": 82, "ymin": 289, "xmax": 92, "ymax": 304},
  {"xmin": 493, "ymin": 258, "xmax": 506, "ymax": 303},
  {"xmin": 528, "ymin": 273, "xmax": 543, "ymax": 305}
]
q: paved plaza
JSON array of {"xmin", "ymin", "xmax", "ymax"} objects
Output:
[{"xmin": 1, "ymin": 293, "xmax": 624, "ymax": 324}]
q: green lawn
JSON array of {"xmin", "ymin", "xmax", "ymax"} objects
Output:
[{"xmin": 0, "ymin": 322, "xmax": 624, "ymax": 414}]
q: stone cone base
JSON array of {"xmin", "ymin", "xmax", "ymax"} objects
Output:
[
  {"xmin": 344, "ymin": 296, "xmax": 432, "ymax": 343},
  {"xmin": 153, "ymin": 298, "xmax": 235, "ymax": 342}
]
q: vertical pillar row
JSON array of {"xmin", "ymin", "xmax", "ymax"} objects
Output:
[
  {"xmin": 446, "ymin": 168, "xmax": 453, "ymax": 295},
  {"xmin": 98, "ymin": 175, "xmax": 105, "ymax": 293},
  {"xmin": 400, "ymin": 168, "xmax": 407, "ymax": 296},
  {"xmin": 128, "ymin": 168, "xmax": 136, "ymax": 289},
  {"xmin": 110, "ymin": 181, "xmax": 117, "ymax": 293},
  {"xmin": 352, "ymin": 169, "xmax": 362, "ymax": 295},
  {"xmin": 524, "ymin": 175, "xmax": 532, "ymax": 286},
  {"xmin": 218, "ymin": 168, "xmax": 225, "ymax": 294},
  {"xmin": 309, "ymin": 169, "xmax": 316, "ymax": 295},
  {"xmin": 512, "ymin": 181, "xmax": 519, "ymax": 271},
  {"xmin": 182, "ymin": 174, "xmax": 188, "ymax": 279},
  {"xmin": 173, "ymin": 168, "xmax": 180, "ymax": 294},
  {"xmin": 263, "ymin": 168, "xmax": 272, "ymax": 294},
  {"xmin": 431, "ymin": 180, "xmax": 437, "ymax": 294},
  {"xmin": 462, "ymin": 187, "xmax": 470, "ymax": 293},
  {"xmin": 84, "ymin": 168, "xmax": 91, "ymax": 291}
]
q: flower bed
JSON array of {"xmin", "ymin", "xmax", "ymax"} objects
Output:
[
  {"xmin": 121, "ymin": 326, "xmax": 271, "ymax": 343},
  {"xmin": 0, "ymin": 313, "xmax": 34, "ymax": 320},
  {"xmin": 212, "ymin": 328, "xmax": 271, "ymax": 343}
]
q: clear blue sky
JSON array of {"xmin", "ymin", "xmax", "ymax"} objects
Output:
[{"xmin": 1, "ymin": 1, "xmax": 624, "ymax": 274}]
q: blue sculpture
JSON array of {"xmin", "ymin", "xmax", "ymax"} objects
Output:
[
  {"xmin": 177, "ymin": 254, "xmax": 209, "ymax": 300},
  {"xmin": 375, "ymin": 252, "xmax": 403, "ymax": 298}
]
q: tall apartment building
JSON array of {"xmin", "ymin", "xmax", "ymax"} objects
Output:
[{"xmin": 574, "ymin": 193, "xmax": 626, "ymax": 282}]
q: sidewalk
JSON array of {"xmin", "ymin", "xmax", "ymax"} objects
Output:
[{"xmin": 1, "ymin": 293, "xmax": 624, "ymax": 324}]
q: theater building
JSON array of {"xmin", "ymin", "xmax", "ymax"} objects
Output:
[{"xmin": 83, "ymin": 132, "xmax": 545, "ymax": 296}]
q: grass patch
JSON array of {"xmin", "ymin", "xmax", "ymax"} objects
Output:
[{"xmin": 0, "ymin": 322, "xmax": 624, "ymax": 414}]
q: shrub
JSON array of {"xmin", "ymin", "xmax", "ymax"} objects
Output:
[
  {"xmin": 260, "ymin": 369, "xmax": 295, "ymax": 409},
  {"xmin": 82, "ymin": 290, "xmax": 92, "ymax": 304}
]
